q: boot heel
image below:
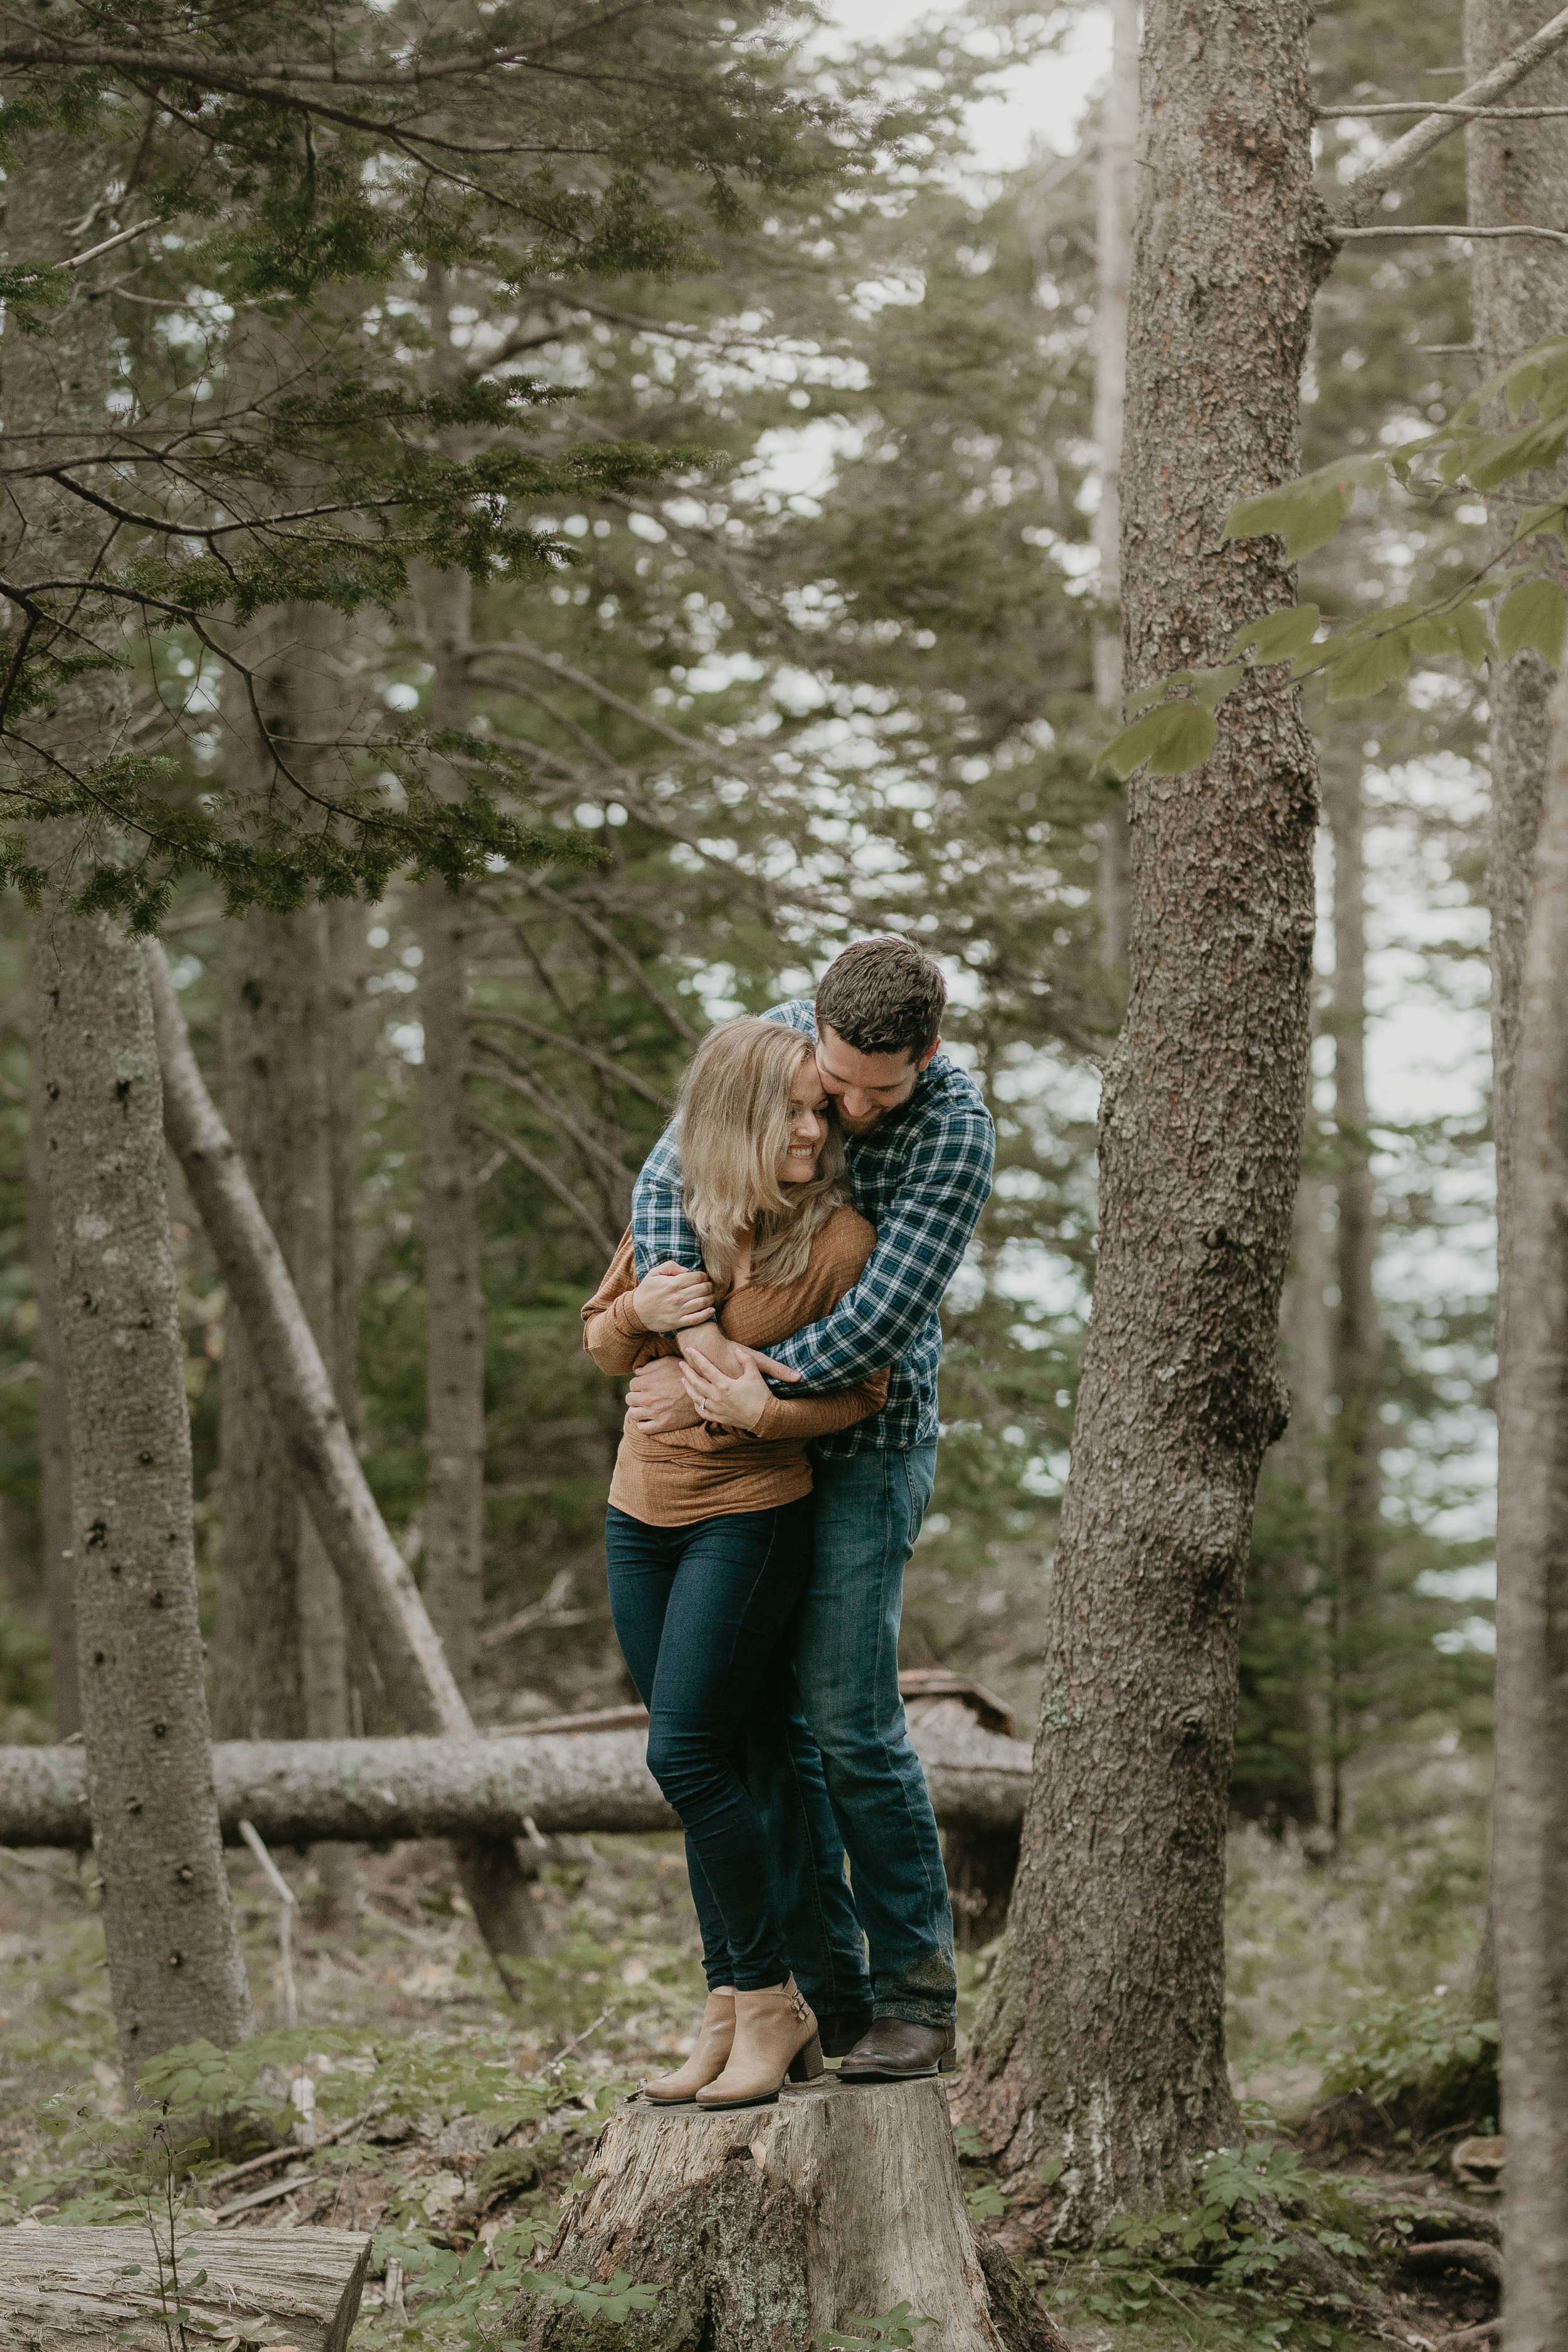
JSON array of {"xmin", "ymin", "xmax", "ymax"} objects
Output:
[{"xmin": 788, "ymin": 2032, "xmax": 824, "ymax": 2083}]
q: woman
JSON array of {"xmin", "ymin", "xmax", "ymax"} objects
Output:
[{"xmin": 582, "ymin": 1019, "xmax": 888, "ymax": 2112}]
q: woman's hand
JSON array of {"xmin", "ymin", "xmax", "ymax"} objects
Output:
[
  {"xmin": 679, "ymin": 1343, "xmax": 773, "ymax": 1434},
  {"xmin": 632, "ymin": 1259, "xmax": 716, "ymax": 1334}
]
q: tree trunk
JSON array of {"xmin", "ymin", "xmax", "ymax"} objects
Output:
[
  {"xmin": 0, "ymin": 2225, "xmax": 369, "ymax": 2352},
  {"xmin": 417, "ymin": 265, "xmax": 543, "ymax": 1956},
  {"xmin": 0, "ymin": 1714, "xmax": 1032, "ymax": 1848},
  {"xmin": 1489, "ymin": 668, "xmax": 1568, "ymax": 2351},
  {"xmin": 1324, "ymin": 753, "xmax": 1383, "ymax": 1847},
  {"xmin": 961, "ymin": 0, "xmax": 1324, "ymax": 2228},
  {"xmin": 1236, "ymin": 1162, "xmax": 1325, "ymax": 1832},
  {"xmin": 1091, "ymin": 0, "xmax": 1138, "ymax": 970},
  {"xmin": 516, "ymin": 2080, "xmax": 1064, "ymax": 2352},
  {"xmin": 418, "ymin": 555, "xmax": 486, "ymax": 1695},
  {"xmin": 6, "ymin": 139, "xmax": 252, "ymax": 2076},
  {"xmin": 1462, "ymin": 0, "xmax": 1568, "ymax": 2030},
  {"xmin": 25, "ymin": 958, "xmax": 77, "ymax": 1738}
]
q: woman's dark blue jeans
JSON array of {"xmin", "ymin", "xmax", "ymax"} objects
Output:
[{"xmin": 605, "ymin": 1496, "xmax": 814, "ymax": 1991}]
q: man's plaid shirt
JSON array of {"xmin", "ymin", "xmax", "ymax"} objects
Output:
[{"xmin": 630, "ymin": 1000, "xmax": 995, "ymax": 1454}]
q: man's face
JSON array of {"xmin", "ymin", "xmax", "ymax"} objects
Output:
[{"xmin": 813, "ymin": 1020, "xmax": 940, "ymax": 1136}]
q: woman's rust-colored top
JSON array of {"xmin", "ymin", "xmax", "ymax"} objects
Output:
[{"xmin": 582, "ymin": 1204, "xmax": 890, "ymax": 1527}]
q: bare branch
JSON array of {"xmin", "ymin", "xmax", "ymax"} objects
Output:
[
  {"xmin": 468, "ymin": 1113, "xmax": 620, "ymax": 1257},
  {"xmin": 1338, "ymin": 3, "xmax": 1568, "ymax": 223},
  {"xmin": 519, "ymin": 874, "xmax": 700, "ymax": 1043},
  {"xmin": 469, "ymin": 1008, "xmax": 672, "ymax": 1110},
  {"xmin": 1319, "ymin": 100, "xmax": 1568, "ymax": 117},
  {"xmin": 1330, "ymin": 222, "xmax": 1568, "ymax": 246}
]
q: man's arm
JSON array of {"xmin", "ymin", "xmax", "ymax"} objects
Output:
[
  {"xmin": 761, "ymin": 1108, "xmax": 995, "ymax": 1393},
  {"xmin": 630, "ymin": 1125, "xmax": 705, "ymax": 1278}
]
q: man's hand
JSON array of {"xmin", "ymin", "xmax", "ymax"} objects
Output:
[
  {"xmin": 626, "ymin": 1354, "xmax": 702, "ymax": 1434},
  {"xmin": 631, "ymin": 1259, "xmax": 716, "ymax": 1335}
]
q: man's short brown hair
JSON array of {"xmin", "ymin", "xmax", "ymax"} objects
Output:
[{"xmin": 814, "ymin": 936, "xmax": 946, "ymax": 1061}]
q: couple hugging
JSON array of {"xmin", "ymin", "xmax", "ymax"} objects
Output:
[{"xmin": 581, "ymin": 935, "xmax": 995, "ymax": 2114}]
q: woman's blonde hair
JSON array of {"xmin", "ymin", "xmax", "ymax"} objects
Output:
[{"xmin": 677, "ymin": 1019, "xmax": 847, "ymax": 1286}]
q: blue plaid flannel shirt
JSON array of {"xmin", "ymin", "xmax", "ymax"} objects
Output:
[{"xmin": 629, "ymin": 1000, "xmax": 995, "ymax": 1454}]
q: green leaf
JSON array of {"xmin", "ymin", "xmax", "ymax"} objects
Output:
[
  {"xmin": 1226, "ymin": 482, "xmax": 1351, "ymax": 559},
  {"xmin": 1515, "ymin": 499, "xmax": 1568, "ymax": 546},
  {"xmin": 1465, "ymin": 415, "xmax": 1568, "ymax": 493},
  {"xmin": 1496, "ymin": 577, "xmax": 1567, "ymax": 665},
  {"xmin": 1098, "ymin": 701, "xmax": 1218, "ymax": 780},
  {"xmin": 1190, "ymin": 663, "xmax": 1244, "ymax": 711},
  {"xmin": 1324, "ymin": 626, "xmax": 1414, "ymax": 702},
  {"xmin": 1229, "ymin": 604, "xmax": 1321, "ymax": 664},
  {"xmin": 1454, "ymin": 603, "xmax": 1494, "ymax": 670}
]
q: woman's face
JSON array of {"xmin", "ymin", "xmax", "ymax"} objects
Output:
[{"xmin": 779, "ymin": 1060, "xmax": 831, "ymax": 1185}]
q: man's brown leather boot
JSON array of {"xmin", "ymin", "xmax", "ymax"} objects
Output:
[
  {"xmin": 837, "ymin": 2018, "xmax": 958, "ymax": 2082},
  {"xmin": 642, "ymin": 1988, "xmax": 735, "ymax": 2104},
  {"xmin": 696, "ymin": 1976, "xmax": 824, "ymax": 2111}
]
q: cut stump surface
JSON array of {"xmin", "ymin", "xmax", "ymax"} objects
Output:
[
  {"xmin": 0, "ymin": 2223, "xmax": 371, "ymax": 2352},
  {"xmin": 517, "ymin": 2075, "xmax": 1064, "ymax": 2351}
]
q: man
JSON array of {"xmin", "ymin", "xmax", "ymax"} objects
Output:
[{"xmin": 627, "ymin": 935, "xmax": 995, "ymax": 2080}]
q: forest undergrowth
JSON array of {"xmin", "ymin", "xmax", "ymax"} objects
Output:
[{"xmin": 0, "ymin": 1734, "xmax": 1501, "ymax": 2352}]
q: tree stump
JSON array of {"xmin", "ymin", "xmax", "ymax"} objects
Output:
[
  {"xmin": 516, "ymin": 2077, "xmax": 1064, "ymax": 2351},
  {"xmin": 0, "ymin": 2223, "xmax": 371, "ymax": 2352}
]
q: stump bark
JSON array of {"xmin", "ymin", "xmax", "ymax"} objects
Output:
[
  {"xmin": 0, "ymin": 2224, "xmax": 370, "ymax": 2352},
  {"xmin": 516, "ymin": 2077, "xmax": 1064, "ymax": 2352}
]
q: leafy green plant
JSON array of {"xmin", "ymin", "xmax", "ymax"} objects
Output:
[
  {"xmin": 1046, "ymin": 2142, "xmax": 1369, "ymax": 2351},
  {"xmin": 1291, "ymin": 1990, "xmax": 1498, "ymax": 2131},
  {"xmin": 818, "ymin": 2305, "xmax": 936, "ymax": 2349}
]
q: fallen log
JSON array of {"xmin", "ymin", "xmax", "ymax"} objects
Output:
[
  {"xmin": 0, "ymin": 2223, "xmax": 369, "ymax": 2352},
  {"xmin": 0, "ymin": 1717, "xmax": 1030, "ymax": 1848},
  {"xmin": 515, "ymin": 2077, "xmax": 1064, "ymax": 2351}
]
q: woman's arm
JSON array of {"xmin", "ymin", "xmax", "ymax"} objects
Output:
[{"xmin": 582, "ymin": 1239, "xmax": 714, "ymax": 1374}]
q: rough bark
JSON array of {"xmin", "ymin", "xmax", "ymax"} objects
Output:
[
  {"xmin": 1323, "ymin": 755, "xmax": 1384, "ymax": 1845},
  {"xmin": 1463, "ymin": 0, "xmax": 1568, "ymax": 2030},
  {"xmin": 961, "ymin": 0, "xmax": 1325, "ymax": 2228},
  {"xmin": 32, "ymin": 923, "xmax": 255, "ymax": 2071},
  {"xmin": 1091, "ymin": 0, "xmax": 1138, "ymax": 968},
  {"xmin": 25, "ymin": 960, "xmax": 77, "ymax": 1737},
  {"xmin": 516, "ymin": 2080, "xmax": 1065, "ymax": 2352},
  {"xmin": 6, "ymin": 139, "xmax": 252, "ymax": 2075},
  {"xmin": 0, "ymin": 1714, "xmax": 1030, "ymax": 1848},
  {"xmin": 0, "ymin": 2225, "xmax": 369, "ymax": 2352},
  {"xmin": 1488, "ymin": 669, "xmax": 1568, "ymax": 2351}
]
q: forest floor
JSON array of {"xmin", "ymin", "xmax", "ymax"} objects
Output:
[{"xmin": 0, "ymin": 1749, "xmax": 1500, "ymax": 2352}]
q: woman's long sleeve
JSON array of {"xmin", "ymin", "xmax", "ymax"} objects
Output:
[{"xmin": 751, "ymin": 1366, "xmax": 890, "ymax": 1442}]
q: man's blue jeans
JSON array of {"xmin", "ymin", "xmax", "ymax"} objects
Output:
[{"xmin": 749, "ymin": 1442, "xmax": 957, "ymax": 2030}]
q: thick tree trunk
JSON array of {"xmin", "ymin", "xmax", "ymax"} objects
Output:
[
  {"xmin": 1489, "ymin": 669, "xmax": 1568, "ymax": 2350},
  {"xmin": 6, "ymin": 140, "xmax": 252, "ymax": 2075},
  {"xmin": 1324, "ymin": 755, "xmax": 1383, "ymax": 1846},
  {"xmin": 1462, "ymin": 0, "xmax": 1568, "ymax": 2030},
  {"xmin": 25, "ymin": 965, "xmax": 77, "ymax": 1737},
  {"xmin": 516, "ymin": 2080, "xmax": 1064, "ymax": 2352},
  {"xmin": 961, "ymin": 0, "xmax": 1323, "ymax": 2228},
  {"xmin": 0, "ymin": 1714, "xmax": 1031, "ymax": 1848},
  {"xmin": 1091, "ymin": 0, "xmax": 1138, "ymax": 968},
  {"xmin": 34, "ymin": 925, "xmax": 254, "ymax": 2070},
  {"xmin": 0, "ymin": 2225, "xmax": 369, "ymax": 2352}
]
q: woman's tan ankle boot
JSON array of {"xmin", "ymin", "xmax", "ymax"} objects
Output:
[
  {"xmin": 642, "ymin": 1989, "xmax": 736, "ymax": 2104},
  {"xmin": 696, "ymin": 1976, "xmax": 823, "ymax": 2111}
]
